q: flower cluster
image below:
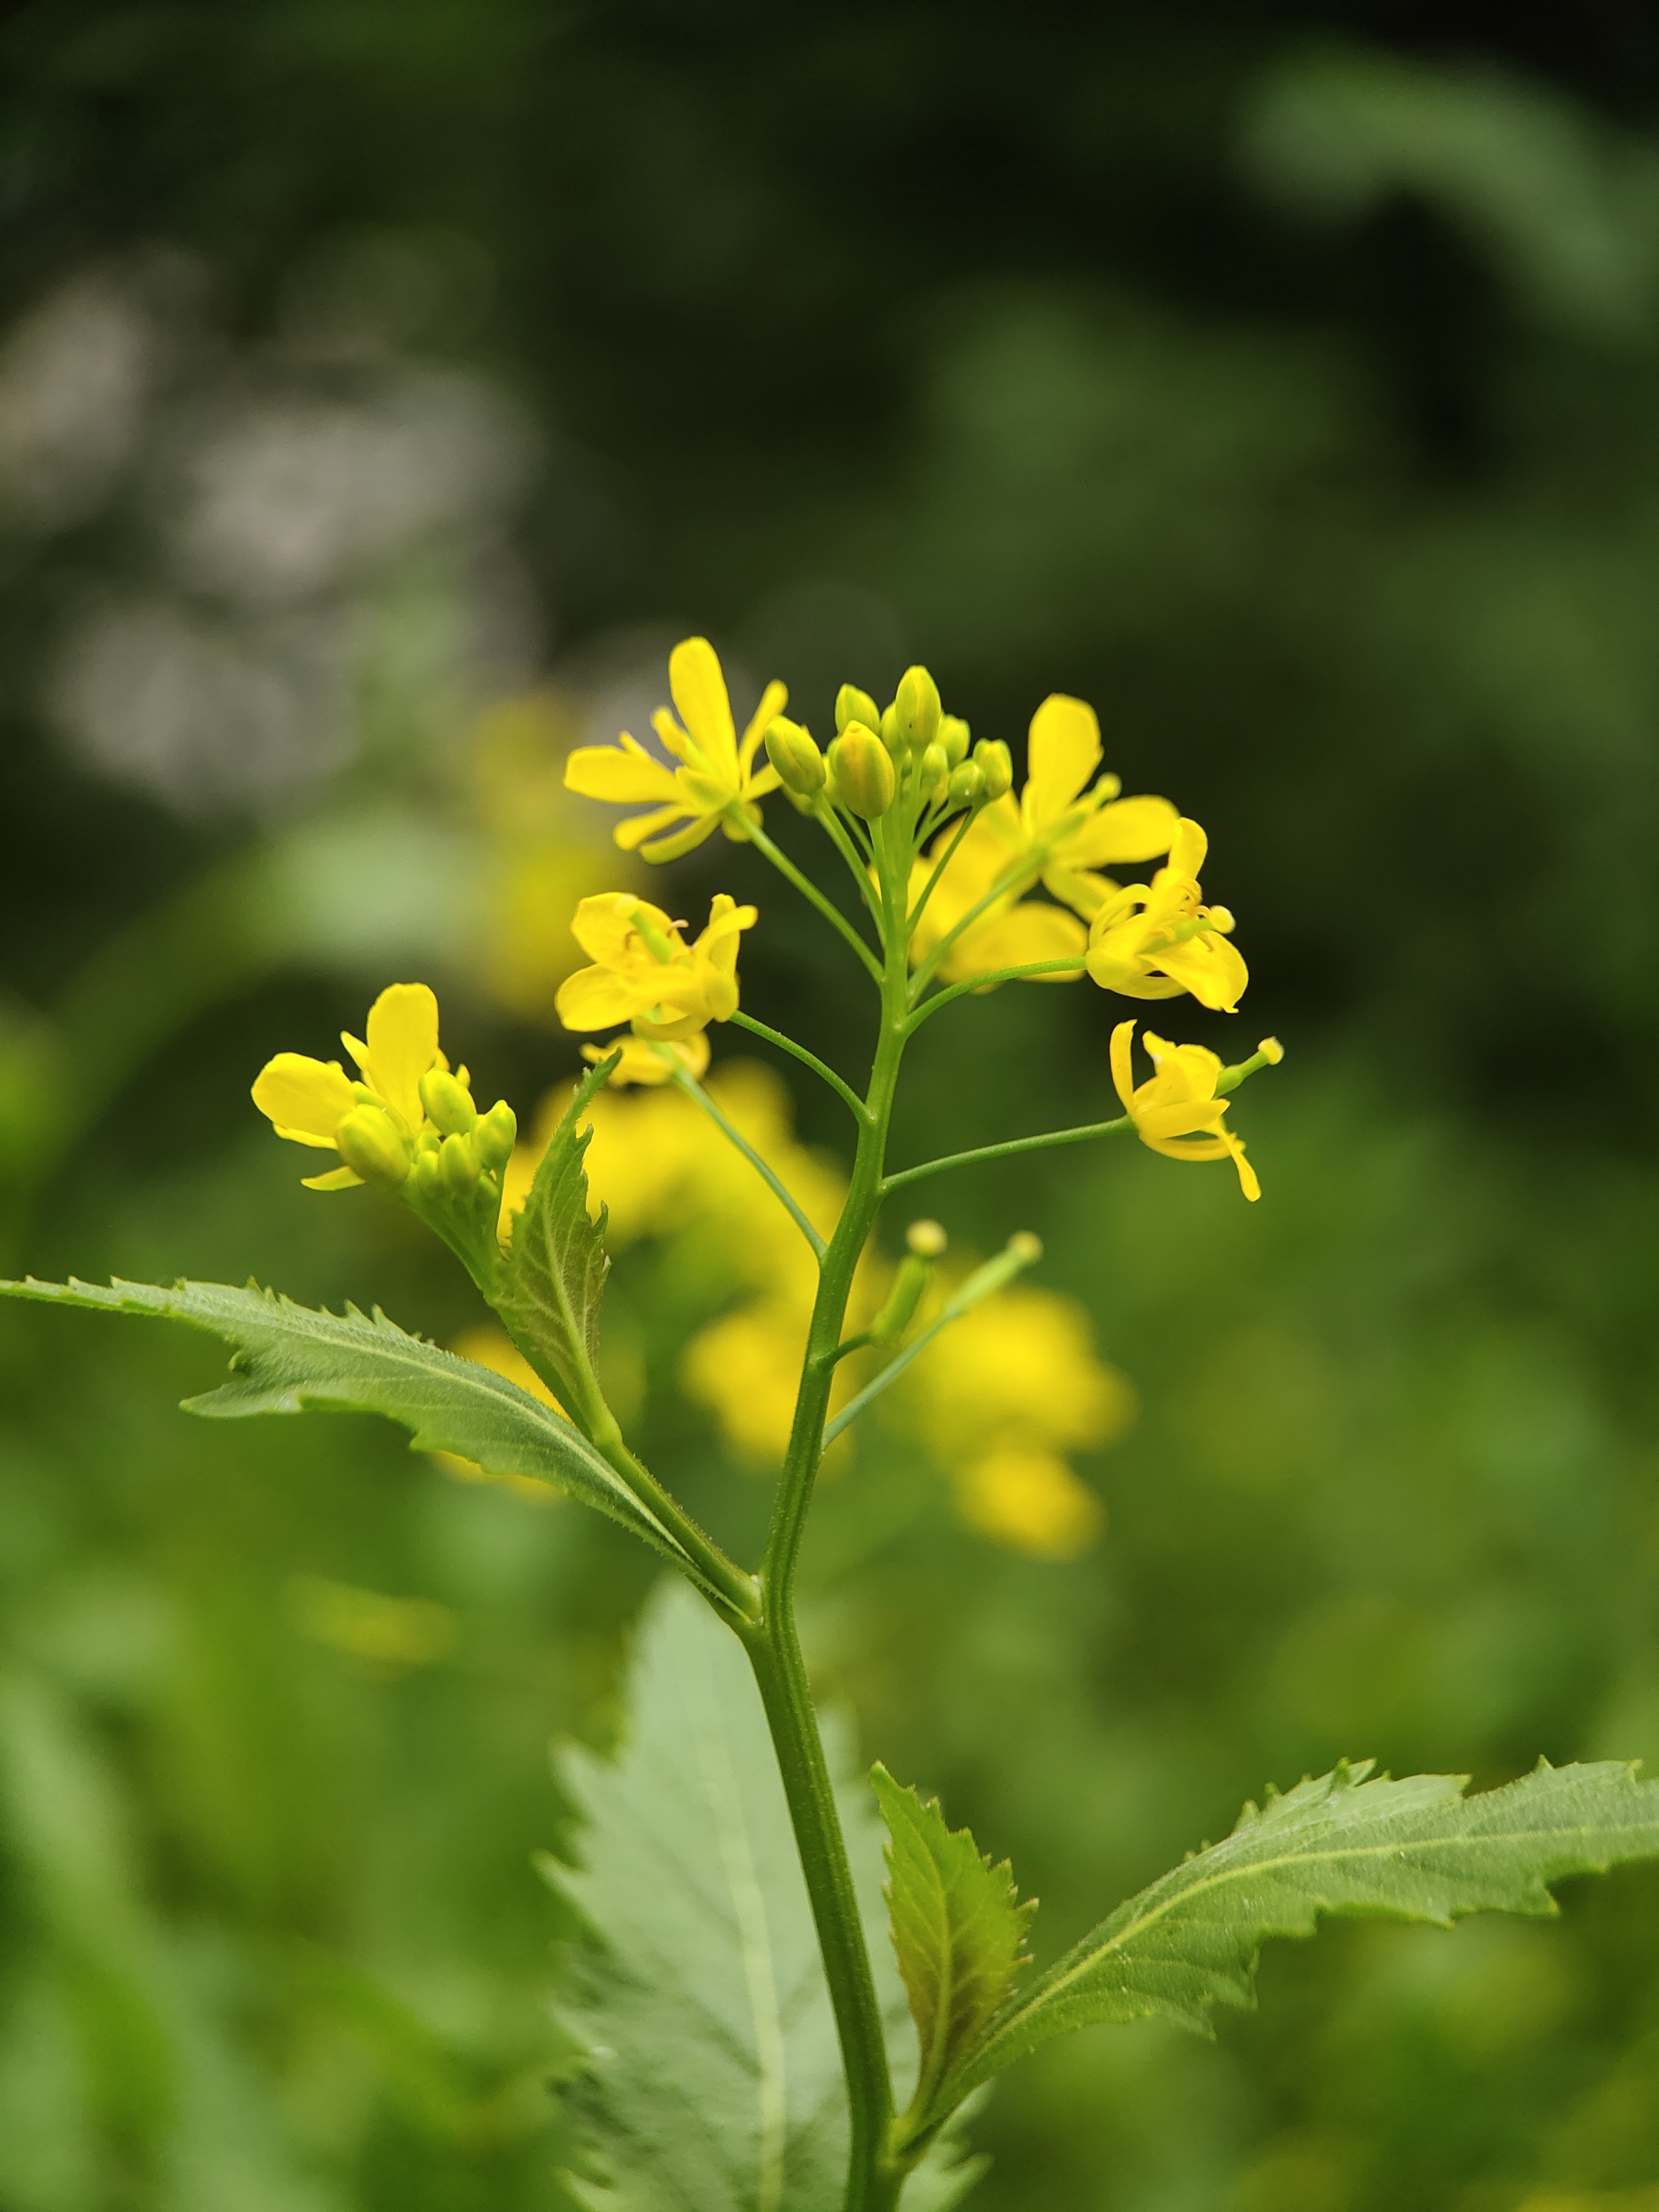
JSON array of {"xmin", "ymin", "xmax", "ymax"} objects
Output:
[{"xmin": 553, "ymin": 890, "xmax": 756, "ymax": 1086}]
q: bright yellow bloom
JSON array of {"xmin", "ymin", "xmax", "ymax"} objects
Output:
[
  {"xmin": 902, "ymin": 1284, "xmax": 1134, "ymax": 1462},
  {"xmin": 252, "ymin": 982, "xmax": 449, "ymax": 1190},
  {"xmin": 910, "ymin": 693, "xmax": 1179, "ymax": 983},
  {"xmin": 955, "ymin": 1447, "xmax": 1104, "ymax": 1561},
  {"xmin": 555, "ymin": 892, "xmax": 757, "ymax": 1048},
  {"xmin": 1086, "ymin": 819, "xmax": 1247, "ymax": 1012},
  {"xmin": 564, "ymin": 636, "xmax": 785, "ymax": 861},
  {"xmin": 1111, "ymin": 1019, "xmax": 1260, "ymax": 1201}
]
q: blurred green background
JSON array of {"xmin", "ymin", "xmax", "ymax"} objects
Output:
[{"xmin": 4, "ymin": 4, "xmax": 1659, "ymax": 2207}]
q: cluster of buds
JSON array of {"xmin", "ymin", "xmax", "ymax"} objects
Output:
[{"xmin": 763, "ymin": 665, "xmax": 1011, "ymax": 828}]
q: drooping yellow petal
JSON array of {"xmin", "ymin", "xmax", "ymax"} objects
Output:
[
  {"xmin": 555, "ymin": 965, "xmax": 652, "ymax": 1031},
  {"xmin": 564, "ymin": 737, "xmax": 681, "ymax": 804},
  {"xmin": 1110, "ymin": 1021, "xmax": 1137, "ymax": 1114},
  {"xmin": 1065, "ymin": 795, "xmax": 1181, "ymax": 868},
  {"xmin": 584, "ymin": 1031, "xmax": 711, "ymax": 1087},
  {"xmin": 1167, "ymin": 816, "xmax": 1208, "ymax": 878},
  {"xmin": 361, "ymin": 983, "xmax": 441, "ymax": 1131},
  {"xmin": 738, "ymin": 678, "xmax": 789, "ymax": 774},
  {"xmin": 636, "ymin": 812, "xmax": 723, "ymax": 863},
  {"xmin": 252, "ymin": 1054, "xmax": 356, "ymax": 1146},
  {"xmin": 668, "ymin": 637, "xmax": 737, "ymax": 778},
  {"xmin": 1156, "ymin": 933, "xmax": 1249, "ymax": 1014},
  {"xmin": 302, "ymin": 1163, "xmax": 365, "ymax": 1190},
  {"xmin": 1023, "ymin": 694, "xmax": 1102, "ymax": 830}
]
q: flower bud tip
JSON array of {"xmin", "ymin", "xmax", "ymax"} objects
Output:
[
  {"xmin": 906, "ymin": 1218, "xmax": 948, "ymax": 1258},
  {"xmin": 1259, "ymin": 1036, "xmax": 1283, "ymax": 1064},
  {"xmin": 1008, "ymin": 1230, "xmax": 1042, "ymax": 1264}
]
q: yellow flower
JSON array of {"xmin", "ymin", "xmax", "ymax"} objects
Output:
[
  {"xmin": 955, "ymin": 1447, "xmax": 1104, "ymax": 1561},
  {"xmin": 902, "ymin": 1284, "xmax": 1134, "ymax": 1462},
  {"xmin": 583, "ymin": 1031, "xmax": 711, "ymax": 1088},
  {"xmin": 1111, "ymin": 1019, "xmax": 1260, "ymax": 1200},
  {"xmin": 564, "ymin": 636, "xmax": 785, "ymax": 861},
  {"xmin": 555, "ymin": 892, "xmax": 757, "ymax": 1046},
  {"xmin": 911, "ymin": 693, "xmax": 1179, "ymax": 983},
  {"xmin": 252, "ymin": 982, "xmax": 449, "ymax": 1190},
  {"xmin": 1085, "ymin": 819, "xmax": 1247, "ymax": 1012}
]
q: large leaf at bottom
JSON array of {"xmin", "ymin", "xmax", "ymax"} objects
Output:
[
  {"xmin": 545, "ymin": 1581, "xmax": 985, "ymax": 2212},
  {"xmin": 939, "ymin": 1754, "xmax": 1659, "ymax": 2114},
  {"xmin": 0, "ymin": 1277, "xmax": 707, "ymax": 1586}
]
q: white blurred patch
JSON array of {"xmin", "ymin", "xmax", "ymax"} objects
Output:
[{"xmin": 0, "ymin": 276, "xmax": 154, "ymax": 528}]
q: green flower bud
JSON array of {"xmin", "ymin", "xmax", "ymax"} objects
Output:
[
  {"xmin": 412, "ymin": 1147, "xmax": 442, "ymax": 1198},
  {"xmin": 475, "ymin": 1099, "xmax": 518, "ymax": 1172},
  {"xmin": 835, "ymin": 683, "xmax": 881, "ymax": 736},
  {"xmin": 937, "ymin": 714, "xmax": 971, "ymax": 768},
  {"xmin": 879, "ymin": 702, "xmax": 902, "ymax": 754},
  {"xmin": 947, "ymin": 760, "xmax": 984, "ymax": 810},
  {"xmin": 439, "ymin": 1131, "xmax": 478, "ymax": 1194},
  {"xmin": 906, "ymin": 1218, "xmax": 948, "ymax": 1257},
  {"xmin": 827, "ymin": 726, "xmax": 896, "ymax": 819},
  {"xmin": 973, "ymin": 737, "xmax": 1013, "ymax": 802},
  {"xmin": 889, "ymin": 664, "xmax": 942, "ymax": 753},
  {"xmin": 336, "ymin": 1105, "xmax": 410, "ymax": 1187},
  {"xmin": 764, "ymin": 715, "xmax": 826, "ymax": 797},
  {"xmin": 419, "ymin": 1067, "xmax": 476, "ymax": 1137},
  {"xmin": 919, "ymin": 741, "xmax": 949, "ymax": 796}
]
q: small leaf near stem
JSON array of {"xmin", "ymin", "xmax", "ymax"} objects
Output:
[
  {"xmin": 881, "ymin": 1116, "xmax": 1133, "ymax": 1200},
  {"xmin": 730, "ymin": 1010, "xmax": 871, "ymax": 1127},
  {"xmin": 668, "ymin": 1065, "xmax": 827, "ymax": 1261},
  {"xmin": 823, "ymin": 1233, "xmax": 1043, "ymax": 1449}
]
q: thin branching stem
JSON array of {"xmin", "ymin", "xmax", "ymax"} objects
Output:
[
  {"xmin": 906, "ymin": 955, "xmax": 1087, "ymax": 1031},
  {"xmin": 730, "ymin": 1011, "xmax": 870, "ymax": 1125},
  {"xmin": 881, "ymin": 1114, "xmax": 1133, "ymax": 1197},
  {"xmin": 670, "ymin": 1068, "xmax": 827, "ymax": 1260}
]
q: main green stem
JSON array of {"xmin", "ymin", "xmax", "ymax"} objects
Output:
[{"xmin": 736, "ymin": 935, "xmax": 914, "ymax": 2212}]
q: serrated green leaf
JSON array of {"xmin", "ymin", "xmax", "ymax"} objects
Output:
[
  {"xmin": 0, "ymin": 1276, "xmax": 709, "ymax": 1588},
  {"xmin": 871, "ymin": 1764, "xmax": 1035, "ymax": 2135},
  {"xmin": 938, "ymin": 1754, "xmax": 1659, "ymax": 2114},
  {"xmin": 544, "ymin": 1581, "xmax": 987, "ymax": 2212},
  {"xmin": 494, "ymin": 1053, "xmax": 616, "ymax": 1435}
]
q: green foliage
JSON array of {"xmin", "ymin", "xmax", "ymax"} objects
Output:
[
  {"xmin": 941, "ymin": 1757, "xmax": 1659, "ymax": 2112},
  {"xmin": 494, "ymin": 1053, "xmax": 618, "ymax": 1438},
  {"xmin": 0, "ymin": 1273, "xmax": 707, "ymax": 1584},
  {"xmin": 544, "ymin": 1581, "xmax": 985, "ymax": 2211},
  {"xmin": 871, "ymin": 1765, "xmax": 1034, "ymax": 2139}
]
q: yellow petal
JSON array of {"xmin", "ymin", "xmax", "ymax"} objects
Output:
[
  {"xmin": 614, "ymin": 804, "xmax": 690, "ymax": 853},
  {"xmin": 1109, "ymin": 1021, "xmax": 1137, "ymax": 1113},
  {"xmin": 363, "ymin": 983, "xmax": 440, "ymax": 1130},
  {"xmin": 1024, "ymin": 694, "xmax": 1101, "ymax": 830},
  {"xmin": 637, "ymin": 813, "xmax": 723, "ymax": 863},
  {"xmin": 1157, "ymin": 933, "xmax": 1249, "ymax": 1013},
  {"xmin": 739, "ymin": 677, "xmax": 788, "ymax": 773},
  {"xmin": 302, "ymin": 1163, "xmax": 365, "ymax": 1190},
  {"xmin": 1040, "ymin": 862, "xmax": 1118, "ymax": 920},
  {"xmin": 555, "ymin": 965, "xmax": 649, "ymax": 1031},
  {"xmin": 668, "ymin": 637, "xmax": 737, "ymax": 778},
  {"xmin": 584, "ymin": 1031, "xmax": 710, "ymax": 1087},
  {"xmin": 564, "ymin": 739, "xmax": 680, "ymax": 803},
  {"xmin": 1167, "ymin": 816, "xmax": 1208, "ymax": 878},
  {"xmin": 1135, "ymin": 1098, "xmax": 1229, "ymax": 1141},
  {"xmin": 1065, "ymin": 795, "xmax": 1181, "ymax": 869},
  {"xmin": 952, "ymin": 900, "xmax": 1087, "ymax": 983},
  {"xmin": 252, "ymin": 1053, "xmax": 356, "ymax": 1145},
  {"xmin": 568, "ymin": 893, "xmax": 674, "ymax": 967}
]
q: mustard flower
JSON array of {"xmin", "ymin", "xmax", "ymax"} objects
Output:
[
  {"xmin": 1111, "ymin": 1019, "xmax": 1260, "ymax": 1201},
  {"xmin": 564, "ymin": 636, "xmax": 785, "ymax": 861},
  {"xmin": 911, "ymin": 693, "xmax": 1180, "ymax": 982},
  {"xmin": 555, "ymin": 892, "xmax": 757, "ymax": 1048},
  {"xmin": 1085, "ymin": 818, "xmax": 1247, "ymax": 1012},
  {"xmin": 252, "ymin": 983, "xmax": 450, "ymax": 1190}
]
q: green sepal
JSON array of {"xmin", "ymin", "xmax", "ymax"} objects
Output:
[
  {"xmin": 935, "ymin": 1754, "xmax": 1659, "ymax": 2117},
  {"xmin": 492, "ymin": 1051, "xmax": 619, "ymax": 1439},
  {"xmin": 0, "ymin": 1275, "xmax": 716, "ymax": 1592},
  {"xmin": 872, "ymin": 1764, "xmax": 1035, "ymax": 2143}
]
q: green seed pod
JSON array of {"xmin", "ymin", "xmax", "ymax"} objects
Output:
[
  {"xmin": 764, "ymin": 715, "xmax": 826, "ymax": 797},
  {"xmin": 827, "ymin": 726, "xmax": 896, "ymax": 820},
  {"xmin": 948, "ymin": 760, "xmax": 984, "ymax": 810},
  {"xmin": 419, "ymin": 1067, "xmax": 477, "ymax": 1136},
  {"xmin": 835, "ymin": 683, "xmax": 881, "ymax": 736},
  {"xmin": 474, "ymin": 1098, "xmax": 518, "ymax": 1173},
  {"xmin": 335, "ymin": 1105, "xmax": 410, "ymax": 1187},
  {"xmin": 439, "ymin": 1131, "xmax": 478, "ymax": 1194},
  {"xmin": 937, "ymin": 713, "xmax": 971, "ymax": 769},
  {"xmin": 889, "ymin": 664, "xmax": 942, "ymax": 753},
  {"xmin": 973, "ymin": 737, "xmax": 1013, "ymax": 802}
]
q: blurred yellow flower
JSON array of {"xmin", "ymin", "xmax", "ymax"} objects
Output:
[
  {"xmin": 680, "ymin": 1303, "xmax": 812, "ymax": 1466},
  {"xmin": 286, "ymin": 1575, "xmax": 456, "ymax": 1672},
  {"xmin": 252, "ymin": 982, "xmax": 449, "ymax": 1190},
  {"xmin": 564, "ymin": 635, "xmax": 785, "ymax": 861},
  {"xmin": 1086, "ymin": 818, "xmax": 1247, "ymax": 1012},
  {"xmin": 955, "ymin": 1447, "xmax": 1104, "ymax": 1561},
  {"xmin": 1111, "ymin": 1018, "xmax": 1260, "ymax": 1201},
  {"xmin": 910, "ymin": 694, "xmax": 1179, "ymax": 983},
  {"xmin": 584, "ymin": 1031, "xmax": 711, "ymax": 1088},
  {"xmin": 555, "ymin": 892, "xmax": 757, "ymax": 1041}
]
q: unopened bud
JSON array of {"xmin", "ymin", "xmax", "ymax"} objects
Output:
[
  {"xmin": 835, "ymin": 683, "xmax": 881, "ymax": 736},
  {"xmin": 937, "ymin": 714, "xmax": 971, "ymax": 768},
  {"xmin": 336, "ymin": 1105, "xmax": 410, "ymax": 1187},
  {"xmin": 439, "ymin": 1131, "xmax": 478, "ymax": 1194},
  {"xmin": 889, "ymin": 664, "xmax": 942, "ymax": 753},
  {"xmin": 1259, "ymin": 1036, "xmax": 1284, "ymax": 1064},
  {"xmin": 1007, "ymin": 1230, "xmax": 1042, "ymax": 1264},
  {"xmin": 475, "ymin": 1099, "xmax": 518, "ymax": 1172},
  {"xmin": 870, "ymin": 1253, "xmax": 932, "ymax": 1344},
  {"xmin": 764, "ymin": 715, "xmax": 826, "ymax": 797},
  {"xmin": 411, "ymin": 1147, "xmax": 441, "ymax": 1197},
  {"xmin": 906, "ymin": 1218, "xmax": 947, "ymax": 1257},
  {"xmin": 973, "ymin": 738, "xmax": 1013, "ymax": 802},
  {"xmin": 419, "ymin": 1067, "xmax": 476, "ymax": 1136},
  {"xmin": 947, "ymin": 761, "xmax": 985, "ymax": 810},
  {"xmin": 919, "ymin": 742, "xmax": 949, "ymax": 796},
  {"xmin": 827, "ymin": 726, "xmax": 896, "ymax": 819}
]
